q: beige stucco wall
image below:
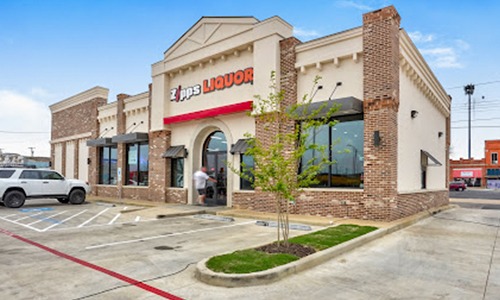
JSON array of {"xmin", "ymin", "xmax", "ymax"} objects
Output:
[
  {"xmin": 65, "ymin": 141, "xmax": 75, "ymax": 179},
  {"xmin": 54, "ymin": 143, "xmax": 63, "ymax": 173},
  {"xmin": 296, "ymin": 28, "xmax": 363, "ymax": 102},
  {"xmin": 397, "ymin": 30, "xmax": 450, "ymax": 193},
  {"xmin": 124, "ymin": 92, "xmax": 149, "ymax": 133},
  {"xmin": 78, "ymin": 139, "xmax": 88, "ymax": 181},
  {"xmin": 398, "ymin": 68, "xmax": 447, "ymax": 192},
  {"xmin": 98, "ymin": 103, "xmax": 117, "ymax": 137}
]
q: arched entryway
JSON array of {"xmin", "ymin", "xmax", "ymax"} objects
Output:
[{"xmin": 202, "ymin": 131, "xmax": 227, "ymax": 205}]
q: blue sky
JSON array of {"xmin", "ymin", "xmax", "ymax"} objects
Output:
[{"xmin": 1, "ymin": 0, "xmax": 499, "ymax": 158}]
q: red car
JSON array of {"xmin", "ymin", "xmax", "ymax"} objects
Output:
[{"xmin": 449, "ymin": 181, "xmax": 466, "ymax": 191}]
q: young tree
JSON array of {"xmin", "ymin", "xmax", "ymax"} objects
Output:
[{"xmin": 232, "ymin": 72, "xmax": 340, "ymax": 248}]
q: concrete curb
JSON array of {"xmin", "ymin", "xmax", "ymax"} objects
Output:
[{"xmin": 195, "ymin": 205, "xmax": 453, "ymax": 287}]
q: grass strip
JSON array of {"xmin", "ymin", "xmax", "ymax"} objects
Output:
[
  {"xmin": 289, "ymin": 224, "xmax": 378, "ymax": 251},
  {"xmin": 206, "ymin": 249, "xmax": 298, "ymax": 274},
  {"xmin": 206, "ymin": 224, "xmax": 378, "ymax": 274}
]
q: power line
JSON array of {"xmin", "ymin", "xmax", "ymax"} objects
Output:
[
  {"xmin": 447, "ymin": 80, "xmax": 500, "ymax": 90},
  {"xmin": 451, "ymin": 125, "xmax": 500, "ymax": 129},
  {"xmin": 452, "ymin": 117, "xmax": 500, "ymax": 123}
]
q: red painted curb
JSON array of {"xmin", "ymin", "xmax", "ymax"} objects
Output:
[{"xmin": 0, "ymin": 228, "xmax": 183, "ymax": 300}]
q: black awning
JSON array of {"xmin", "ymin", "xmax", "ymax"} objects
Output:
[
  {"xmin": 162, "ymin": 145, "xmax": 187, "ymax": 158},
  {"xmin": 86, "ymin": 138, "xmax": 114, "ymax": 147},
  {"xmin": 230, "ymin": 139, "xmax": 251, "ymax": 154},
  {"xmin": 293, "ymin": 97, "xmax": 363, "ymax": 119},
  {"xmin": 421, "ymin": 150, "xmax": 442, "ymax": 166},
  {"xmin": 111, "ymin": 132, "xmax": 149, "ymax": 144}
]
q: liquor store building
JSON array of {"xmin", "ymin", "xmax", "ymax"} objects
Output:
[{"xmin": 49, "ymin": 6, "xmax": 450, "ymax": 221}]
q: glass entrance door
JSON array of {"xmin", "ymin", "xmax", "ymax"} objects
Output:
[{"xmin": 203, "ymin": 131, "xmax": 227, "ymax": 206}]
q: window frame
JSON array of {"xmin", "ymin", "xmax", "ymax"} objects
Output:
[
  {"xmin": 299, "ymin": 114, "xmax": 364, "ymax": 189},
  {"xmin": 99, "ymin": 145, "xmax": 117, "ymax": 185},
  {"xmin": 492, "ymin": 152, "xmax": 498, "ymax": 165},
  {"xmin": 170, "ymin": 158, "xmax": 184, "ymax": 188},
  {"xmin": 240, "ymin": 154, "xmax": 254, "ymax": 190},
  {"xmin": 125, "ymin": 142, "xmax": 149, "ymax": 186}
]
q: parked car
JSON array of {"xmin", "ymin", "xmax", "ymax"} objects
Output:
[
  {"xmin": 449, "ymin": 181, "xmax": 466, "ymax": 191},
  {"xmin": 0, "ymin": 168, "xmax": 91, "ymax": 208}
]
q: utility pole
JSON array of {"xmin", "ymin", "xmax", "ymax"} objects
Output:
[
  {"xmin": 464, "ymin": 84, "xmax": 475, "ymax": 159},
  {"xmin": 28, "ymin": 147, "xmax": 35, "ymax": 157}
]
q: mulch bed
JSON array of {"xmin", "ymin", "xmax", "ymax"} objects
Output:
[{"xmin": 255, "ymin": 243, "xmax": 316, "ymax": 258}]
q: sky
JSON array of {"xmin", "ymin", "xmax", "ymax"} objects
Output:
[{"xmin": 1, "ymin": 0, "xmax": 499, "ymax": 159}]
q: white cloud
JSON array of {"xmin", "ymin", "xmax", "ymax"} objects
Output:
[
  {"xmin": 421, "ymin": 47, "xmax": 462, "ymax": 69},
  {"xmin": 293, "ymin": 27, "xmax": 321, "ymax": 39},
  {"xmin": 420, "ymin": 47, "xmax": 463, "ymax": 69},
  {"xmin": 335, "ymin": 0, "xmax": 373, "ymax": 11},
  {"xmin": 408, "ymin": 31, "xmax": 434, "ymax": 43},
  {"xmin": 0, "ymin": 90, "xmax": 51, "ymax": 156}
]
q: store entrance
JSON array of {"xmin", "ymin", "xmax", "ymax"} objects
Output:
[{"xmin": 203, "ymin": 131, "xmax": 227, "ymax": 206}]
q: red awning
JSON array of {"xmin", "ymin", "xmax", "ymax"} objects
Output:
[
  {"xmin": 452, "ymin": 168, "xmax": 482, "ymax": 178},
  {"xmin": 164, "ymin": 101, "xmax": 253, "ymax": 125}
]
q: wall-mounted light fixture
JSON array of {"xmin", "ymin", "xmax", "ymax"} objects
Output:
[
  {"xmin": 311, "ymin": 85, "xmax": 323, "ymax": 99},
  {"xmin": 373, "ymin": 130, "xmax": 381, "ymax": 146},
  {"xmin": 411, "ymin": 110, "xmax": 419, "ymax": 119},
  {"xmin": 438, "ymin": 131, "xmax": 443, "ymax": 138},
  {"xmin": 328, "ymin": 82, "xmax": 342, "ymax": 100}
]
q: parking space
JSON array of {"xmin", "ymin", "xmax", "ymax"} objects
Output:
[
  {"xmin": 0, "ymin": 200, "xmax": 321, "ymax": 299},
  {"xmin": 0, "ymin": 199, "xmax": 157, "ymax": 232}
]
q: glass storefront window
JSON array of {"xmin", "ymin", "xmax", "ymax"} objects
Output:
[
  {"xmin": 171, "ymin": 158, "xmax": 184, "ymax": 187},
  {"xmin": 126, "ymin": 142, "xmax": 149, "ymax": 186},
  {"xmin": 99, "ymin": 146, "xmax": 117, "ymax": 185},
  {"xmin": 240, "ymin": 154, "xmax": 254, "ymax": 190},
  {"xmin": 301, "ymin": 117, "xmax": 364, "ymax": 188}
]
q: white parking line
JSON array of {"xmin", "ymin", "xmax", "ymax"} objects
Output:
[
  {"xmin": 42, "ymin": 209, "xmax": 89, "ymax": 232},
  {"xmin": 85, "ymin": 220, "xmax": 255, "ymax": 250},
  {"xmin": 13, "ymin": 212, "xmax": 44, "ymax": 222},
  {"xmin": 108, "ymin": 213, "xmax": 121, "ymax": 225},
  {"xmin": 0, "ymin": 216, "xmax": 43, "ymax": 232},
  {"xmin": 134, "ymin": 216, "xmax": 141, "ymax": 222},
  {"xmin": 2, "ymin": 214, "xmax": 17, "ymax": 219},
  {"xmin": 26, "ymin": 211, "xmax": 67, "ymax": 226},
  {"xmin": 77, "ymin": 208, "xmax": 110, "ymax": 228}
]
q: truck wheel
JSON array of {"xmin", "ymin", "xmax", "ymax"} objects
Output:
[
  {"xmin": 4, "ymin": 190, "xmax": 26, "ymax": 208},
  {"xmin": 68, "ymin": 189, "xmax": 86, "ymax": 205},
  {"xmin": 57, "ymin": 198, "xmax": 69, "ymax": 204}
]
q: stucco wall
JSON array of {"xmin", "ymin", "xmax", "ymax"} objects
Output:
[{"xmin": 398, "ymin": 68, "xmax": 447, "ymax": 192}]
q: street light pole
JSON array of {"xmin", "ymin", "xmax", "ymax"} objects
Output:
[{"xmin": 464, "ymin": 84, "xmax": 475, "ymax": 159}]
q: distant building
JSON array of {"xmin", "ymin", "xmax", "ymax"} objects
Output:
[
  {"xmin": 0, "ymin": 152, "xmax": 50, "ymax": 168},
  {"xmin": 450, "ymin": 139, "xmax": 500, "ymax": 188}
]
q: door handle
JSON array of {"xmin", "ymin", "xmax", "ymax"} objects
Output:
[
  {"xmin": 20, "ymin": 181, "xmax": 27, "ymax": 184},
  {"xmin": 43, "ymin": 181, "xmax": 49, "ymax": 184}
]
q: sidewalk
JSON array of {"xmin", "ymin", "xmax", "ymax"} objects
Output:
[{"xmin": 87, "ymin": 195, "xmax": 447, "ymax": 229}]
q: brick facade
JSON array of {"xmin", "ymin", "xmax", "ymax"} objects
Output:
[
  {"xmin": 51, "ymin": 95, "xmax": 105, "ymax": 180},
  {"xmin": 232, "ymin": 6, "xmax": 448, "ymax": 221}
]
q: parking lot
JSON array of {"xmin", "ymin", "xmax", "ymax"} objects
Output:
[{"xmin": 0, "ymin": 199, "xmax": 318, "ymax": 299}]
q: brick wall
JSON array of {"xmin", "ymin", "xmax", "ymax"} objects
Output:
[
  {"xmin": 166, "ymin": 188, "xmax": 187, "ymax": 204},
  {"xmin": 149, "ymin": 130, "xmax": 171, "ymax": 202},
  {"xmin": 51, "ymin": 96, "xmax": 105, "ymax": 180},
  {"xmin": 361, "ymin": 5, "xmax": 401, "ymax": 220}
]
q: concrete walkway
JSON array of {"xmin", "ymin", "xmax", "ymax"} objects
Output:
[{"xmin": 167, "ymin": 207, "xmax": 500, "ymax": 299}]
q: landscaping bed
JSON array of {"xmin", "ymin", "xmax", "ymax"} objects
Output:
[{"xmin": 206, "ymin": 224, "xmax": 377, "ymax": 274}]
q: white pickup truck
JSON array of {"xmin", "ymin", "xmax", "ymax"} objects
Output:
[{"xmin": 0, "ymin": 168, "xmax": 91, "ymax": 208}]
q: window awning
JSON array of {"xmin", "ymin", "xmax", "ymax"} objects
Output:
[
  {"xmin": 421, "ymin": 150, "xmax": 442, "ymax": 166},
  {"xmin": 111, "ymin": 132, "xmax": 149, "ymax": 144},
  {"xmin": 293, "ymin": 97, "xmax": 363, "ymax": 119},
  {"xmin": 86, "ymin": 138, "xmax": 115, "ymax": 147},
  {"xmin": 162, "ymin": 145, "xmax": 187, "ymax": 158},
  {"xmin": 230, "ymin": 139, "xmax": 251, "ymax": 154}
]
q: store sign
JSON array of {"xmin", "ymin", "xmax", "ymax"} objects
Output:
[
  {"xmin": 460, "ymin": 171, "xmax": 473, "ymax": 178},
  {"xmin": 170, "ymin": 67, "xmax": 253, "ymax": 102}
]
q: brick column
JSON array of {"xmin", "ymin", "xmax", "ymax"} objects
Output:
[
  {"xmin": 149, "ymin": 130, "xmax": 171, "ymax": 202},
  {"xmin": 116, "ymin": 94, "xmax": 128, "ymax": 190},
  {"xmin": 362, "ymin": 6, "xmax": 401, "ymax": 220}
]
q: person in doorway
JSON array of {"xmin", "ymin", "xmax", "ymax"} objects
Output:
[{"xmin": 193, "ymin": 166, "xmax": 216, "ymax": 206}]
